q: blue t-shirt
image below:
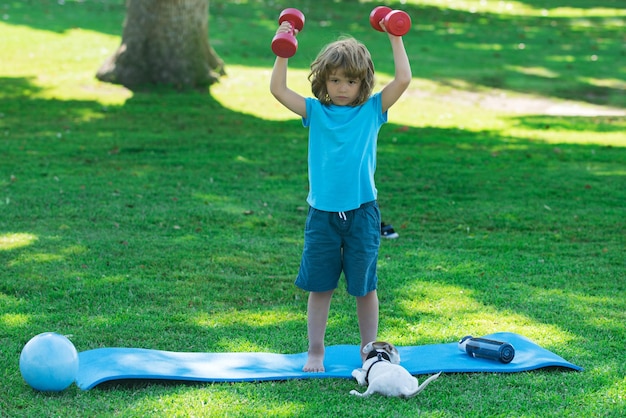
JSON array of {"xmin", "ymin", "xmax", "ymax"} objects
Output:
[{"xmin": 302, "ymin": 92, "xmax": 388, "ymax": 212}]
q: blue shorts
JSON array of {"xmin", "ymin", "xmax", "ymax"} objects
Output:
[{"xmin": 295, "ymin": 201, "xmax": 381, "ymax": 297}]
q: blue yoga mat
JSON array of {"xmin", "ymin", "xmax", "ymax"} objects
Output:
[{"xmin": 75, "ymin": 332, "xmax": 582, "ymax": 390}]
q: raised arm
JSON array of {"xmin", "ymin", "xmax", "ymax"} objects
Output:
[
  {"xmin": 380, "ymin": 32, "xmax": 412, "ymax": 113},
  {"xmin": 270, "ymin": 23, "xmax": 307, "ymax": 118}
]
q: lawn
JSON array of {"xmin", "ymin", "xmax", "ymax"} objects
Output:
[{"xmin": 1, "ymin": 0, "xmax": 625, "ymax": 416}]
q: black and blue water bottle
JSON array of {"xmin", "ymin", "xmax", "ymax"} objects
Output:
[{"xmin": 458, "ymin": 335, "xmax": 515, "ymax": 364}]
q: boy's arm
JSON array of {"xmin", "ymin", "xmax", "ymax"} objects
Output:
[
  {"xmin": 270, "ymin": 56, "xmax": 307, "ymax": 118},
  {"xmin": 381, "ymin": 33, "xmax": 412, "ymax": 113},
  {"xmin": 269, "ymin": 22, "xmax": 306, "ymax": 118}
]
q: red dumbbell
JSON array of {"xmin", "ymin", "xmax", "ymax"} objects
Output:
[
  {"xmin": 271, "ymin": 8, "xmax": 306, "ymax": 58},
  {"xmin": 369, "ymin": 6, "xmax": 411, "ymax": 36}
]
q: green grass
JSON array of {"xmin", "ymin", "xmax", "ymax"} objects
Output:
[{"xmin": 1, "ymin": 0, "xmax": 625, "ymax": 416}]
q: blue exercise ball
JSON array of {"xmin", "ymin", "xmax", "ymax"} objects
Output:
[{"xmin": 19, "ymin": 332, "xmax": 79, "ymax": 391}]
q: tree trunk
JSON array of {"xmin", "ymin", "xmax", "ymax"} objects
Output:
[{"xmin": 97, "ymin": 0, "xmax": 225, "ymax": 90}]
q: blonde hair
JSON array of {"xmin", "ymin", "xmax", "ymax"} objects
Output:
[{"xmin": 308, "ymin": 37, "xmax": 375, "ymax": 106}]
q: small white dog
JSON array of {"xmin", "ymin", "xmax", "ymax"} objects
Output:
[{"xmin": 350, "ymin": 341, "xmax": 442, "ymax": 398}]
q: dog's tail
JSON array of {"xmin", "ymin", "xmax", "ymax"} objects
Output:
[{"xmin": 404, "ymin": 372, "xmax": 442, "ymax": 398}]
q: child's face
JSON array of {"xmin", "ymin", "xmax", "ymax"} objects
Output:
[{"xmin": 325, "ymin": 69, "xmax": 361, "ymax": 106}]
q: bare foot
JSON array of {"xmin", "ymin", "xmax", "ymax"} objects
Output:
[{"xmin": 303, "ymin": 349, "xmax": 325, "ymax": 372}]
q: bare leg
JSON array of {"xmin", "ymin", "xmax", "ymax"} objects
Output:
[
  {"xmin": 356, "ymin": 290, "xmax": 379, "ymax": 363},
  {"xmin": 303, "ymin": 290, "xmax": 334, "ymax": 372}
]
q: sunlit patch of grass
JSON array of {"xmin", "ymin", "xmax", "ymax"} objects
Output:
[
  {"xmin": 1, "ymin": 22, "xmax": 130, "ymax": 104},
  {"xmin": 579, "ymin": 76, "xmax": 626, "ymax": 91},
  {"xmin": 8, "ymin": 252, "xmax": 65, "ymax": 267},
  {"xmin": 128, "ymin": 386, "xmax": 307, "ymax": 417},
  {"xmin": 1, "ymin": 313, "xmax": 31, "ymax": 327},
  {"xmin": 590, "ymin": 169, "xmax": 626, "ymax": 176},
  {"xmin": 194, "ymin": 309, "xmax": 303, "ymax": 329},
  {"xmin": 408, "ymin": 0, "xmax": 626, "ymax": 17},
  {"xmin": 0, "ymin": 232, "xmax": 38, "ymax": 251},
  {"xmin": 381, "ymin": 278, "xmax": 579, "ymax": 348},
  {"xmin": 507, "ymin": 65, "xmax": 560, "ymax": 79},
  {"xmin": 212, "ymin": 65, "xmax": 310, "ymax": 121},
  {"xmin": 508, "ymin": 115, "xmax": 626, "ymax": 146}
]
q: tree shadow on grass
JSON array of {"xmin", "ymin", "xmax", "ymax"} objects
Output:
[{"xmin": 2, "ymin": 0, "xmax": 624, "ymax": 108}]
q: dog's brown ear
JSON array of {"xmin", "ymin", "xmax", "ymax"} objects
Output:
[
  {"xmin": 371, "ymin": 341, "xmax": 390, "ymax": 350},
  {"xmin": 371, "ymin": 341, "xmax": 398, "ymax": 354},
  {"xmin": 362, "ymin": 341, "xmax": 376, "ymax": 354}
]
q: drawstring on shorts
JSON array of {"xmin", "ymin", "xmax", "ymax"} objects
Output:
[{"xmin": 338, "ymin": 211, "xmax": 347, "ymax": 221}]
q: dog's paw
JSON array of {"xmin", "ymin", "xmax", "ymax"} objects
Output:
[
  {"xmin": 351, "ymin": 369, "xmax": 366, "ymax": 385},
  {"xmin": 349, "ymin": 389, "xmax": 363, "ymax": 397}
]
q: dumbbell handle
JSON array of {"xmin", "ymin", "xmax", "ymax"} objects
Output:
[
  {"xmin": 370, "ymin": 6, "xmax": 411, "ymax": 36},
  {"xmin": 272, "ymin": 8, "xmax": 305, "ymax": 58},
  {"xmin": 279, "ymin": 8, "xmax": 305, "ymax": 32}
]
